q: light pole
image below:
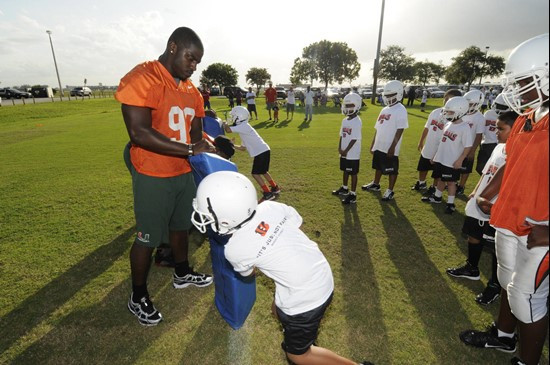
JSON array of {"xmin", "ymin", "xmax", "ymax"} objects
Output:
[
  {"xmin": 371, "ymin": 0, "xmax": 385, "ymax": 104},
  {"xmin": 478, "ymin": 46, "xmax": 489, "ymax": 86},
  {"xmin": 46, "ymin": 30, "xmax": 64, "ymax": 97}
]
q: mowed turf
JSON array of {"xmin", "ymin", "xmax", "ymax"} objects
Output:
[{"xmin": 0, "ymin": 96, "xmax": 547, "ymax": 365}]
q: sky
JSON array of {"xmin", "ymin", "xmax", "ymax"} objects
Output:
[{"xmin": 0, "ymin": 0, "xmax": 548, "ymax": 89}]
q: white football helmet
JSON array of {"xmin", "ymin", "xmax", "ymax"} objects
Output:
[
  {"xmin": 491, "ymin": 93, "xmax": 512, "ymax": 115},
  {"xmin": 341, "ymin": 92, "xmax": 362, "ymax": 116},
  {"xmin": 382, "ymin": 80, "xmax": 404, "ymax": 106},
  {"xmin": 502, "ymin": 33, "xmax": 549, "ymax": 115},
  {"xmin": 191, "ymin": 171, "xmax": 258, "ymax": 235},
  {"xmin": 441, "ymin": 96, "xmax": 469, "ymax": 123},
  {"xmin": 229, "ymin": 106, "xmax": 250, "ymax": 125},
  {"xmin": 464, "ymin": 89, "xmax": 484, "ymax": 114}
]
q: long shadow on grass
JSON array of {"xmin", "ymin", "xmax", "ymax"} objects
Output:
[
  {"xmin": 0, "ymin": 227, "xmax": 134, "ymax": 356},
  {"xmin": 341, "ymin": 206, "xmax": 390, "ymax": 364}
]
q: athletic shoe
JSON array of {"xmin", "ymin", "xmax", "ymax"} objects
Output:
[
  {"xmin": 446, "ymin": 261, "xmax": 480, "ymax": 280},
  {"xmin": 445, "ymin": 203, "xmax": 456, "ymax": 214},
  {"xmin": 423, "ymin": 185, "xmax": 436, "ymax": 197},
  {"xmin": 381, "ymin": 190, "xmax": 394, "ymax": 201},
  {"xmin": 271, "ymin": 185, "xmax": 281, "ymax": 195},
  {"xmin": 154, "ymin": 248, "xmax": 175, "ymax": 268},
  {"xmin": 361, "ymin": 182, "xmax": 381, "ymax": 191},
  {"xmin": 421, "ymin": 194, "xmax": 442, "ymax": 203},
  {"xmin": 341, "ymin": 193, "xmax": 356, "ymax": 205},
  {"xmin": 332, "ymin": 186, "xmax": 349, "ymax": 196},
  {"xmin": 360, "ymin": 362, "xmax": 375, "ymax": 365},
  {"xmin": 127, "ymin": 294, "xmax": 163, "ymax": 326},
  {"xmin": 459, "ymin": 322, "xmax": 517, "ymax": 353},
  {"xmin": 411, "ymin": 181, "xmax": 427, "ymax": 190},
  {"xmin": 262, "ymin": 191, "xmax": 276, "ymax": 201},
  {"xmin": 173, "ymin": 270, "xmax": 213, "ymax": 289},
  {"xmin": 457, "ymin": 185, "xmax": 465, "ymax": 195},
  {"xmin": 510, "ymin": 357, "xmax": 527, "ymax": 365},
  {"xmin": 476, "ymin": 282, "xmax": 501, "ymax": 306}
]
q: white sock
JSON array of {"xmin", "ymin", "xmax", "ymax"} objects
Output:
[
  {"xmin": 350, "ymin": 191, "xmax": 356, "ymax": 195},
  {"xmin": 498, "ymin": 329, "xmax": 515, "ymax": 338},
  {"xmin": 419, "ymin": 180, "xmax": 426, "ymax": 184},
  {"xmin": 434, "ymin": 189, "xmax": 443, "ymax": 198},
  {"xmin": 385, "ymin": 188, "xmax": 392, "ymax": 195},
  {"xmin": 342, "ymin": 185, "xmax": 348, "ymax": 189},
  {"xmin": 448, "ymin": 196, "xmax": 455, "ymax": 204}
]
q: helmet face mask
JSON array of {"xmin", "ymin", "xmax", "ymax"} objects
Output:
[
  {"xmin": 382, "ymin": 80, "xmax": 404, "ymax": 106},
  {"xmin": 341, "ymin": 92, "xmax": 362, "ymax": 116},
  {"xmin": 441, "ymin": 96, "xmax": 469, "ymax": 123},
  {"xmin": 229, "ymin": 106, "xmax": 250, "ymax": 126},
  {"xmin": 464, "ymin": 90, "xmax": 484, "ymax": 114},
  {"xmin": 492, "ymin": 93, "xmax": 512, "ymax": 115}
]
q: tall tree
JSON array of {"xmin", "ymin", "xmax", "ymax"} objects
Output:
[
  {"xmin": 445, "ymin": 46, "xmax": 505, "ymax": 90},
  {"xmin": 431, "ymin": 62, "xmax": 447, "ymax": 85},
  {"xmin": 378, "ymin": 45, "xmax": 416, "ymax": 82},
  {"xmin": 414, "ymin": 61, "xmax": 435, "ymax": 86},
  {"xmin": 200, "ymin": 63, "xmax": 238, "ymax": 89},
  {"xmin": 291, "ymin": 40, "xmax": 361, "ymax": 89},
  {"xmin": 245, "ymin": 67, "xmax": 271, "ymax": 94}
]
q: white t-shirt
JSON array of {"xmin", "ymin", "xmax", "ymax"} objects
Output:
[
  {"xmin": 421, "ymin": 108, "xmax": 447, "ymax": 160},
  {"xmin": 465, "ymin": 143, "xmax": 506, "ymax": 220},
  {"xmin": 339, "ymin": 115, "xmax": 362, "ymax": 160},
  {"xmin": 371, "ymin": 103, "xmax": 409, "ymax": 156},
  {"xmin": 246, "ymin": 91, "xmax": 256, "ymax": 105},
  {"xmin": 421, "ymin": 91, "xmax": 428, "ymax": 103},
  {"xmin": 462, "ymin": 111, "xmax": 485, "ymax": 146},
  {"xmin": 433, "ymin": 119, "xmax": 473, "ymax": 168},
  {"xmin": 304, "ymin": 90, "xmax": 314, "ymax": 105},
  {"xmin": 230, "ymin": 122, "xmax": 270, "ymax": 157},
  {"xmin": 482, "ymin": 110, "xmax": 499, "ymax": 145},
  {"xmin": 224, "ymin": 201, "xmax": 334, "ymax": 316},
  {"xmin": 286, "ymin": 91, "xmax": 295, "ymax": 105}
]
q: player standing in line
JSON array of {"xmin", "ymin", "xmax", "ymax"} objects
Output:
[
  {"xmin": 192, "ymin": 171, "xmax": 375, "ymax": 365},
  {"xmin": 460, "ymin": 33, "xmax": 549, "ymax": 365},
  {"xmin": 411, "ymin": 89, "xmax": 463, "ymax": 194},
  {"xmin": 116, "ymin": 27, "xmax": 214, "ymax": 326},
  {"xmin": 457, "ymin": 90, "xmax": 486, "ymax": 195},
  {"xmin": 222, "ymin": 106, "xmax": 281, "ymax": 201},
  {"xmin": 332, "ymin": 93, "xmax": 363, "ymax": 205},
  {"xmin": 421, "ymin": 97, "xmax": 472, "ymax": 214},
  {"xmin": 362, "ymin": 80, "xmax": 409, "ymax": 201},
  {"xmin": 446, "ymin": 111, "xmax": 517, "ymax": 305}
]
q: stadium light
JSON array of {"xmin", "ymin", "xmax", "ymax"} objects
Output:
[
  {"xmin": 371, "ymin": 0, "xmax": 385, "ymax": 104},
  {"xmin": 46, "ymin": 30, "xmax": 64, "ymax": 97}
]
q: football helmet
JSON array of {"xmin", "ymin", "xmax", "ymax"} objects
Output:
[
  {"xmin": 341, "ymin": 92, "xmax": 362, "ymax": 116},
  {"xmin": 464, "ymin": 89, "xmax": 484, "ymax": 114},
  {"xmin": 382, "ymin": 80, "xmax": 404, "ymax": 106},
  {"xmin": 191, "ymin": 171, "xmax": 257, "ymax": 235},
  {"xmin": 502, "ymin": 33, "xmax": 549, "ymax": 115},
  {"xmin": 441, "ymin": 96, "xmax": 469, "ymax": 123},
  {"xmin": 491, "ymin": 93, "xmax": 512, "ymax": 115},
  {"xmin": 229, "ymin": 106, "xmax": 250, "ymax": 125}
]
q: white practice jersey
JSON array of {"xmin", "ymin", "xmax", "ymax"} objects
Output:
[
  {"xmin": 230, "ymin": 122, "xmax": 270, "ymax": 157},
  {"xmin": 482, "ymin": 110, "xmax": 499, "ymax": 144},
  {"xmin": 462, "ymin": 111, "xmax": 486, "ymax": 146},
  {"xmin": 371, "ymin": 103, "xmax": 409, "ymax": 156},
  {"xmin": 340, "ymin": 115, "xmax": 362, "ymax": 160},
  {"xmin": 465, "ymin": 143, "xmax": 506, "ymax": 220},
  {"xmin": 421, "ymin": 108, "xmax": 447, "ymax": 160},
  {"xmin": 245, "ymin": 91, "xmax": 256, "ymax": 105},
  {"xmin": 225, "ymin": 201, "xmax": 334, "ymax": 316},
  {"xmin": 286, "ymin": 91, "xmax": 296, "ymax": 105},
  {"xmin": 433, "ymin": 120, "xmax": 473, "ymax": 168}
]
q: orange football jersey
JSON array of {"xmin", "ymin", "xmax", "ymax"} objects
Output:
[{"xmin": 115, "ymin": 60, "xmax": 205, "ymax": 177}]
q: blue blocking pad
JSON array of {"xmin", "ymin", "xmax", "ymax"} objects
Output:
[{"xmin": 203, "ymin": 116, "xmax": 224, "ymax": 138}]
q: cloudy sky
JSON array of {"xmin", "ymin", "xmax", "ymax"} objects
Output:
[{"xmin": 0, "ymin": 0, "xmax": 548, "ymax": 89}]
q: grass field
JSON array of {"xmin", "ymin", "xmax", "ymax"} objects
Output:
[{"xmin": 0, "ymin": 96, "xmax": 547, "ymax": 365}]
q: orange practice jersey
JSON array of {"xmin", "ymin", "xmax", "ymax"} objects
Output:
[
  {"xmin": 490, "ymin": 112, "xmax": 549, "ymax": 236},
  {"xmin": 115, "ymin": 60, "xmax": 205, "ymax": 177}
]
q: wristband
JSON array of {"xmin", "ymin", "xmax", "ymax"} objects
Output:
[{"xmin": 188, "ymin": 143, "xmax": 194, "ymax": 156}]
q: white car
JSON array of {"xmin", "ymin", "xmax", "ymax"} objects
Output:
[{"xmin": 427, "ymin": 87, "xmax": 445, "ymax": 98}]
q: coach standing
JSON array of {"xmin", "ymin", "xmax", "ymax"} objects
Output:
[{"xmin": 115, "ymin": 27, "xmax": 214, "ymax": 326}]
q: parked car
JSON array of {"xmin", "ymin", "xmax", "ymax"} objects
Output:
[
  {"xmin": 223, "ymin": 86, "xmax": 248, "ymax": 97},
  {"xmin": 210, "ymin": 86, "xmax": 220, "ymax": 96},
  {"xmin": 326, "ymin": 88, "xmax": 340, "ymax": 98},
  {"xmin": 359, "ymin": 88, "xmax": 373, "ymax": 98},
  {"xmin": 70, "ymin": 86, "xmax": 93, "ymax": 97},
  {"xmin": 275, "ymin": 86, "xmax": 286, "ymax": 99},
  {"xmin": 0, "ymin": 88, "xmax": 32, "ymax": 99},
  {"xmin": 427, "ymin": 87, "xmax": 445, "ymax": 98}
]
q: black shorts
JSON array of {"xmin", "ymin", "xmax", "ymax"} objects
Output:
[
  {"xmin": 432, "ymin": 162, "xmax": 460, "ymax": 182},
  {"xmin": 461, "ymin": 157, "xmax": 474, "ymax": 174},
  {"xmin": 340, "ymin": 157, "xmax": 360, "ymax": 175},
  {"xmin": 416, "ymin": 155, "xmax": 434, "ymax": 171},
  {"xmin": 252, "ymin": 150, "xmax": 270, "ymax": 174},
  {"xmin": 462, "ymin": 216, "xmax": 487, "ymax": 241},
  {"xmin": 476, "ymin": 143, "xmax": 497, "ymax": 175},
  {"xmin": 276, "ymin": 293, "xmax": 333, "ymax": 356},
  {"xmin": 372, "ymin": 150, "xmax": 399, "ymax": 175},
  {"xmin": 247, "ymin": 104, "xmax": 257, "ymax": 113}
]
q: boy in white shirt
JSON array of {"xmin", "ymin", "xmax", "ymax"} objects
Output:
[
  {"xmin": 420, "ymin": 89, "xmax": 428, "ymax": 112},
  {"xmin": 245, "ymin": 86, "xmax": 258, "ymax": 120},
  {"xmin": 286, "ymin": 86, "xmax": 296, "ymax": 120},
  {"xmin": 332, "ymin": 93, "xmax": 363, "ymax": 204},
  {"xmin": 191, "ymin": 171, "xmax": 374, "ymax": 365},
  {"xmin": 223, "ymin": 106, "xmax": 280, "ymax": 201},
  {"xmin": 422, "ymin": 96, "xmax": 473, "ymax": 214},
  {"xmin": 412, "ymin": 89, "xmax": 462, "ymax": 194},
  {"xmin": 362, "ymin": 80, "xmax": 409, "ymax": 201}
]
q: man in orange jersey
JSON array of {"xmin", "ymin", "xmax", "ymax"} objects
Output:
[{"xmin": 115, "ymin": 27, "xmax": 215, "ymax": 326}]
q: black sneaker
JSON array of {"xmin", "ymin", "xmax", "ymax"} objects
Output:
[
  {"xmin": 421, "ymin": 194, "xmax": 442, "ymax": 203},
  {"xmin": 460, "ymin": 322, "xmax": 517, "ymax": 353},
  {"xmin": 381, "ymin": 190, "xmax": 394, "ymax": 201},
  {"xmin": 476, "ymin": 282, "xmax": 501, "ymax": 305},
  {"xmin": 262, "ymin": 191, "xmax": 276, "ymax": 201},
  {"xmin": 446, "ymin": 261, "xmax": 480, "ymax": 280},
  {"xmin": 510, "ymin": 357, "xmax": 527, "ymax": 365},
  {"xmin": 445, "ymin": 203, "xmax": 456, "ymax": 214},
  {"xmin": 173, "ymin": 270, "xmax": 213, "ymax": 289},
  {"xmin": 411, "ymin": 181, "xmax": 427, "ymax": 190},
  {"xmin": 341, "ymin": 193, "xmax": 357, "ymax": 204},
  {"xmin": 271, "ymin": 185, "xmax": 281, "ymax": 195},
  {"xmin": 361, "ymin": 182, "xmax": 381, "ymax": 191},
  {"xmin": 457, "ymin": 185, "xmax": 465, "ymax": 195},
  {"xmin": 423, "ymin": 185, "xmax": 436, "ymax": 197},
  {"xmin": 332, "ymin": 186, "xmax": 349, "ymax": 196},
  {"xmin": 128, "ymin": 294, "xmax": 163, "ymax": 326},
  {"xmin": 360, "ymin": 362, "xmax": 375, "ymax": 365}
]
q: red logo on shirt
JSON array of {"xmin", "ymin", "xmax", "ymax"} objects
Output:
[
  {"xmin": 342, "ymin": 127, "xmax": 352, "ymax": 137},
  {"xmin": 442, "ymin": 130, "xmax": 458, "ymax": 141},
  {"xmin": 255, "ymin": 221, "xmax": 270, "ymax": 236},
  {"xmin": 378, "ymin": 114, "xmax": 391, "ymax": 124},
  {"xmin": 430, "ymin": 119, "xmax": 445, "ymax": 130}
]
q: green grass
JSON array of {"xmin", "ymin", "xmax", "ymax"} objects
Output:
[{"xmin": 0, "ymin": 96, "xmax": 547, "ymax": 364}]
